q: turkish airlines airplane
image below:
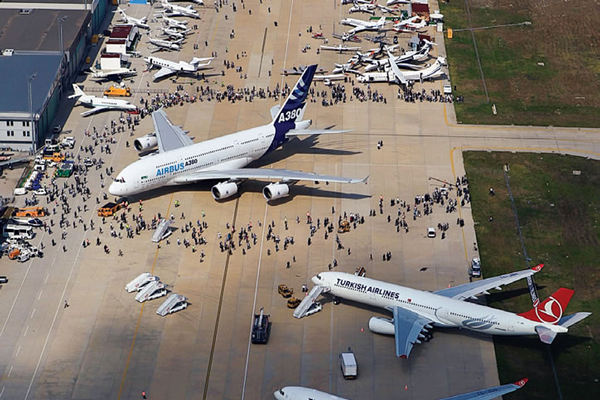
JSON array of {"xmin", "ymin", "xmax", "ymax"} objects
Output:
[
  {"xmin": 302, "ymin": 265, "xmax": 590, "ymax": 358},
  {"xmin": 109, "ymin": 65, "xmax": 367, "ymax": 201},
  {"xmin": 275, "ymin": 378, "xmax": 528, "ymax": 400}
]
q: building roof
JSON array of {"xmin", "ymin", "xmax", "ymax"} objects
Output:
[
  {"xmin": 111, "ymin": 25, "xmax": 134, "ymax": 39},
  {"xmin": 0, "ymin": 9, "xmax": 89, "ymax": 52},
  {"xmin": 0, "ymin": 0, "xmax": 93, "ymax": 7},
  {"xmin": 0, "ymin": 52, "xmax": 63, "ymax": 115}
]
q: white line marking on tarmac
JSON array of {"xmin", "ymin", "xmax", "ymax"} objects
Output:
[
  {"xmin": 240, "ymin": 196, "xmax": 271, "ymax": 400},
  {"xmin": 37, "ymin": 291, "xmax": 43, "ymax": 301},
  {"xmin": 0, "ymin": 385, "xmax": 5, "ymax": 398},
  {"xmin": 30, "ymin": 309, "xmax": 36, "ymax": 319},
  {"xmin": 44, "ymin": 274, "xmax": 49, "ymax": 285},
  {"xmin": 23, "ymin": 326, "xmax": 28, "ymax": 337},
  {"xmin": 15, "ymin": 345, "xmax": 21, "ymax": 358},
  {"xmin": 7, "ymin": 366, "xmax": 13, "ymax": 377},
  {"xmin": 0, "ymin": 254, "xmax": 37, "ymax": 338}
]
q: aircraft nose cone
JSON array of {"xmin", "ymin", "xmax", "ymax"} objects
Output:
[
  {"xmin": 108, "ymin": 181, "xmax": 120, "ymax": 196},
  {"xmin": 311, "ymin": 275, "xmax": 321, "ymax": 285}
]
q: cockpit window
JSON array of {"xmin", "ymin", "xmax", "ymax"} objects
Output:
[
  {"xmin": 113, "ymin": 177, "xmax": 126, "ymax": 183},
  {"xmin": 279, "ymin": 389, "xmax": 285, "ymax": 395},
  {"xmin": 316, "ymin": 274, "xmax": 321, "ymax": 280}
]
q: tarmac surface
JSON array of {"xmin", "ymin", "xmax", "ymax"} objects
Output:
[{"xmin": 1, "ymin": 1, "xmax": 600, "ymax": 400}]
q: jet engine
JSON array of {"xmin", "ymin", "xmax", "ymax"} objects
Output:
[
  {"xmin": 133, "ymin": 134, "xmax": 158, "ymax": 152},
  {"xmin": 262, "ymin": 183, "xmax": 289, "ymax": 201},
  {"xmin": 368, "ymin": 317, "xmax": 395, "ymax": 335},
  {"xmin": 211, "ymin": 182, "xmax": 238, "ymax": 200}
]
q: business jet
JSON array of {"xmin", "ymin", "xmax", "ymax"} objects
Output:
[
  {"xmin": 160, "ymin": 0, "xmax": 200, "ymax": 19},
  {"xmin": 88, "ymin": 67, "xmax": 137, "ymax": 81},
  {"xmin": 331, "ymin": 32, "xmax": 361, "ymax": 43},
  {"xmin": 275, "ymin": 379, "xmax": 529, "ymax": 400},
  {"xmin": 149, "ymin": 37, "xmax": 183, "ymax": 52},
  {"xmin": 348, "ymin": 1, "xmax": 376, "ymax": 15},
  {"xmin": 144, "ymin": 55, "xmax": 213, "ymax": 80},
  {"xmin": 358, "ymin": 52, "xmax": 446, "ymax": 84},
  {"xmin": 109, "ymin": 65, "xmax": 368, "ymax": 201},
  {"xmin": 162, "ymin": 15, "xmax": 189, "ymax": 30},
  {"xmin": 341, "ymin": 0, "xmax": 371, "ymax": 4},
  {"xmin": 341, "ymin": 16, "xmax": 388, "ymax": 35},
  {"xmin": 161, "ymin": 26, "xmax": 191, "ymax": 40},
  {"xmin": 386, "ymin": 0, "xmax": 409, "ymax": 5},
  {"xmin": 298, "ymin": 265, "xmax": 591, "ymax": 358},
  {"xmin": 393, "ymin": 16, "xmax": 427, "ymax": 33},
  {"xmin": 363, "ymin": 40, "xmax": 435, "ymax": 71},
  {"xmin": 69, "ymin": 84, "xmax": 137, "ymax": 117},
  {"xmin": 376, "ymin": 4, "xmax": 399, "ymax": 14},
  {"xmin": 114, "ymin": 8, "xmax": 150, "ymax": 29},
  {"xmin": 319, "ymin": 44, "xmax": 362, "ymax": 52}
]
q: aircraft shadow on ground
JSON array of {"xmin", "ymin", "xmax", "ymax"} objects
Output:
[{"xmin": 484, "ymin": 286, "xmax": 546, "ymax": 303}]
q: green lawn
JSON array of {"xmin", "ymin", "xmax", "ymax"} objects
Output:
[
  {"xmin": 463, "ymin": 152, "xmax": 599, "ymax": 400},
  {"xmin": 440, "ymin": 1, "xmax": 600, "ymax": 127}
]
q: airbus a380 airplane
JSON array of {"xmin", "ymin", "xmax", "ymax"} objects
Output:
[
  {"xmin": 275, "ymin": 378, "xmax": 528, "ymax": 400},
  {"xmin": 109, "ymin": 65, "xmax": 367, "ymax": 201},
  {"xmin": 300, "ymin": 265, "xmax": 590, "ymax": 358}
]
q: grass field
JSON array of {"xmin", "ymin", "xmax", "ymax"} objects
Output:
[
  {"xmin": 440, "ymin": 0, "xmax": 600, "ymax": 127},
  {"xmin": 463, "ymin": 152, "xmax": 599, "ymax": 400}
]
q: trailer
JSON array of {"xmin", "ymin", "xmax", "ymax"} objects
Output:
[{"xmin": 339, "ymin": 348, "xmax": 358, "ymax": 379}]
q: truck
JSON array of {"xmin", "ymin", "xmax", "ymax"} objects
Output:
[
  {"xmin": 97, "ymin": 202, "xmax": 123, "ymax": 217},
  {"xmin": 251, "ymin": 308, "xmax": 271, "ymax": 344},
  {"xmin": 339, "ymin": 348, "xmax": 358, "ymax": 379},
  {"xmin": 103, "ymin": 86, "xmax": 132, "ymax": 97}
]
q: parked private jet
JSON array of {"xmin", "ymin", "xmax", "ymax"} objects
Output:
[
  {"xmin": 88, "ymin": 67, "xmax": 137, "ymax": 81},
  {"xmin": 341, "ymin": 16, "xmax": 388, "ymax": 34},
  {"xmin": 69, "ymin": 84, "xmax": 137, "ymax": 117},
  {"xmin": 161, "ymin": 26, "xmax": 191, "ymax": 40},
  {"xmin": 393, "ymin": 16, "xmax": 427, "ymax": 33},
  {"xmin": 358, "ymin": 52, "xmax": 446, "ymax": 84},
  {"xmin": 149, "ymin": 37, "xmax": 183, "ymax": 52},
  {"xmin": 275, "ymin": 379, "xmax": 529, "ymax": 400},
  {"xmin": 114, "ymin": 8, "xmax": 150, "ymax": 29},
  {"xmin": 348, "ymin": 1, "xmax": 376, "ymax": 15},
  {"xmin": 162, "ymin": 15, "xmax": 189, "ymax": 30},
  {"xmin": 144, "ymin": 55, "xmax": 212, "ymax": 80},
  {"xmin": 298, "ymin": 265, "xmax": 591, "ymax": 358},
  {"xmin": 109, "ymin": 65, "xmax": 368, "ymax": 201},
  {"xmin": 160, "ymin": 0, "xmax": 200, "ymax": 19}
]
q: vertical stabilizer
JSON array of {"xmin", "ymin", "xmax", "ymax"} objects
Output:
[{"xmin": 518, "ymin": 288, "xmax": 574, "ymax": 324}]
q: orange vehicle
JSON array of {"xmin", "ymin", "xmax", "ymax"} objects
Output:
[
  {"xmin": 103, "ymin": 86, "xmax": 131, "ymax": 97},
  {"xmin": 43, "ymin": 152, "xmax": 65, "ymax": 162},
  {"xmin": 97, "ymin": 202, "xmax": 123, "ymax": 217},
  {"xmin": 8, "ymin": 248, "xmax": 20, "ymax": 260},
  {"xmin": 14, "ymin": 207, "xmax": 47, "ymax": 218}
]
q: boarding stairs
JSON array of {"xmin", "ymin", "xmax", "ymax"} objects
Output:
[
  {"xmin": 152, "ymin": 218, "xmax": 173, "ymax": 243},
  {"xmin": 135, "ymin": 280, "xmax": 167, "ymax": 302},
  {"xmin": 125, "ymin": 273, "xmax": 160, "ymax": 293},
  {"xmin": 293, "ymin": 285, "xmax": 329, "ymax": 319},
  {"xmin": 156, "ymin": 293, "xmax": 188, "ymax": 316}
]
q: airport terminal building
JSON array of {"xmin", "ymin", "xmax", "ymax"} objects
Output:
[{"xmin": 0, "ymin": 1, "xmax": 112, "ymax": 150}]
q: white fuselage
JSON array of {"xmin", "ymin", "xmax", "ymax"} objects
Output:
[
  {"xmin": 163, "ymin": 1, "xmax": 200, "ymax": 18},
  {"xmin": 313, "ymin": 272, "xmax": 567, "ymax": 336},
  {"xmin": 110, "ymin": 124, "xmax": 277, "ymax": 196},
  {"xmin": 146, "ymin": 57, "xmax": 194, "ymax": 73},
  {"xmin": 150, "ymin": 38, "xmax": 180, "ymax": 51},
  {"xmin": 78, "ymin": 96, "xmax": 136, "ymax": 111}
]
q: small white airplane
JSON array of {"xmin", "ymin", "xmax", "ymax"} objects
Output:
[
  {"xmin": 160, "ymin": 26, "xmax": 191, "ymax": 40},
  {"xmin": 363, "ymin": 40, "xmax": 435, "ymax": 71},
  {"xmin": 149, "ymin": 37, "xmax": 183, "ymax": 52},
  {"xmin": 114, "ymin": 8, "xmax": 150, "ymax": 29},
  {"xmin": 348, "ymin": 1, "xmax": 376, "ymax": 15},
  {"xmin": 376, "ymin": 4, "xmax": 399, "ymax": 14},
  {"xmin": 341, "ymin": 16, "xmax": 388, "ymax": 35},
  {"xmin": 300, "ymin": 265, "xmax": 591, "ymax": 358},
  {"xmin": 275, "ymin": 379, "xmax": 529, "ymax": 400},
  {"xmin": 358, "ymin": 52, "xmax": 446, "ymax": 84},
  {"xmin": 331, "ymin": 32, "xmax": 361, "ymax": 43},
  {"xmin": 160, "ymin": 0, "xmax": 200, "ymax": 19},
  {"xmin": 69, "ymin": 84, "xmax": 137, "ymax": 117},
  {"xmin": 144, "ymin": 55, "xmax": 213, "ymax": 80},
  {"xmin": 340, "ymin": 0, "xmax": 371, "ymax": 4},
  {"xmin": 319, "ymin": 44, "xmax": 362, "ymax": 52},
  {"xmin": 162, "ymin": 15, "xmax": 189, "ymax": 30},
  {"xmin": 109, "ymin": 65, "xmax": 368, "ymax": 201},
  {"xmin": 393, "ymin": 16, "xmax": 427, "ymax": 32},
  {"xmin": 386, "ymin": 0, "xmax": 409, "ymax": 5},
  {"xmin": 88, "ymin": 67, "xmax": 137, "ymax": 80}
]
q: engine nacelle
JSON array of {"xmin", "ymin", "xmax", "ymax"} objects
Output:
[
  {"xmin": 211, "ymin": 182, "xmax": 238, "ymax": 200},
  {"xmin": 133, "ymin": 134, "xmax": 158, "ymax": 152},
  {"xmin": 368, "ymin": 317, "xmax": 395, "ymax": 335},
  {"xmin": 262, "ymin": 183, "xmax": 289, "ymax": 201}
]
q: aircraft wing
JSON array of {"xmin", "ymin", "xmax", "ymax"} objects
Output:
[
  {"xmin": 286, "ymin": 128, "xmax": 351, "ymax": 136},
  {"xmin": 392, "ymin": 306, "xmax": 433, "ymax": 358},
  {"xmin": 387, "ymin": 51, "xmax": 407, "ymax": 84},
  {"xmin": 81, "ymin": 107, "xmax": 107, "ymax": 117},
  {"xmin": 439, "ymin": 379, "xmax": 528, "ymax": 400},
  {"xmin": 154, "ymin": 67, "xmax": 175, "ymax": 80},
  {"xmin": 171, "ymin": 168, "xmax": 368, "ymax": 185},
  {"xmin": 433, "ymin": 265, "xmax": 544, "ymax": 301},
  {"xmin": 152, "ymin": 109, "xmax": 194, "ymax": 152}
]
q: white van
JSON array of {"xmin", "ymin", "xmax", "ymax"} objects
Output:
[
  {"xmin": 3, "ymin": 224, "xmax": 35, "ymax": 240},
  {"xmin": 14, "ymin": 187, "xmax": 27, "ymax": 196}
]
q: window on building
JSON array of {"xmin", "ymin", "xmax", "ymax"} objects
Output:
[
  {"xmin": 26, "ymin": 131, "xmax": 30, "ymax": 137},
  {"xmin": 23, "ymin": 121, "xmax": 30, "ymax": 127},
  {"xmin": 7, "ymin": 121, "xmax": 14, "ymax": 127}
]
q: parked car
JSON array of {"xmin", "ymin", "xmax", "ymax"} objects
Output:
[
  {"xmin": 470, "ymin": 257, "xmax": 482, "ymax": 277},
  {"xmin": 427, "ymin": 227, "xmax": 436, "ymax": 238},
  {"xmin": 278, "ymin": 284, "xmax": 293, "ymax": 298}
]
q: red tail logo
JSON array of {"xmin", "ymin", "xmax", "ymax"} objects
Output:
[{"xmin": 518, "ymin": 288, "xmax": 574, "ymax": 324}]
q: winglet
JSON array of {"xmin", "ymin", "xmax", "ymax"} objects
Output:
[
  {"xmin": 531, "ymin": 263, "xmax": 544, "ymax": 272},
  {"xmin": 514, "ymin": 378, "xmax": 528, "ymax": 387}
]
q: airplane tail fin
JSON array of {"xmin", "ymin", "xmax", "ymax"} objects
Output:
[
  {"xmin": 69, "ymin": 84, "xmax": 85, "ymax": 99},
  {"xmin": 271, "ymin": 64, "xmax": 317, "ymax": 142},
  {"xmin": 518, "ymin": 288, "xmax": 574, "ymax": 325}
]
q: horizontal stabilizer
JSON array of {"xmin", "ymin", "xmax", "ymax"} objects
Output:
[
  {"xmin": 286, "ymin": 128, "xmax": 351, "ymax": 136},
  {"xmin": 535, "ymin": 325, "xmax": 557, "ymax": 344},
  {"xmin": 559, "ymin": 312, "xmax": 592, "ymax": 328}
]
